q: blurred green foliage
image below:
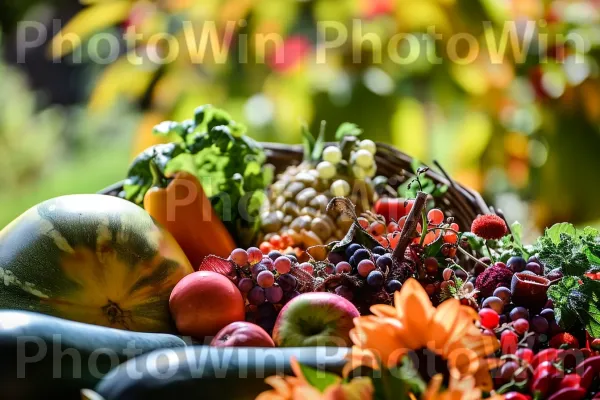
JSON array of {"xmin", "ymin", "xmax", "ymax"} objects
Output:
[{"xmin": 0, "ymin": 37, "xmax": 138, "ymax": 227}]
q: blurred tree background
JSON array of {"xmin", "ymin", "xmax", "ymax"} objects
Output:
[{"xmin": 1, "ymin": 0, "xmax": 600, "ymax": 238}]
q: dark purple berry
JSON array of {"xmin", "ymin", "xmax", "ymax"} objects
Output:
[
  {"xmin": 547, "ymin": 268, "xmax": 563, "ymax": 281},
  {"xmin": 372, "ymin": 246, "xmax": 386, "ymax": 255},
  {"xmin": 540, "ymin": 308, "xmax": 555, "ymax": 321},
  {"xmin": 268, "ymin": 251, "xmax": 282, "ymax": 261},
  {"xmin": 367, "ymin": 270, "xmax": 384, "ymax": 287},
  {"xmin": 376, "ymin": 255, "xmax": 393, "ymax": 269},
  {"xmin": 531, "ymin": 315, "xmax": 549, "ymax": 334},
  {"xmin": 385, "ymin": 279, "xmax": 402, "ymax": 293},
  {"xmin": 327, "ymin": 252, "xmax": 345, "ymax": 265},
  {"xmin": 507, "ymin": 256, "xmax": 527, "ymax": 273},
  {"xmin": 510, "ymin": 306, "xmax": 529, "ymax": 321},
  {"xmin": 345, "ymin": 244, "xmax": 361, "ymax": 259},
  {"xmin": 525, "ymin": 262, "xmax": 543, "ymax": 275},
  {"xmin": 354, "ymin": 249, "xmax": 370, "ymax": 262}
]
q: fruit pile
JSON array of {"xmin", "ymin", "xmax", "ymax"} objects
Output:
[{"xmin": 6, "ymin": 107, "xmax": 600, "ymax": 400}]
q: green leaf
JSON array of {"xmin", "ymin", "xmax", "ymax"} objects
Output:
[
  {"xmin": 546, "ymin": 223, "xmax": 576, "ymax": 244},
  {"xmin": 312, "ymin": 121, "xmax": 326, "ymax": 161},
  {"xmin": 537, "ymin": 233, "xmax": 590, "ymax": 276},
  {"xmin": 512, "ymin": 221, "xmax": 523, "ymax": 247},
  {"xmin": 335, "ymin": 122, "xmax": 362, "ymax": 140},
  {"xmin": 296, "ymin": 363, "xmax": 341, "ymax": 393},
  {"xmin": 548, "ymin": 276, "xmax": 582, "ymax": 330},
  {"xmin": 460, "ymin": 232, "xmax": 485, "ymax": 252},
  {"xmin": 394, "ymin": 357, "xmax": 426, "ymax": 395},
  {"xmin": 301, "ymin": 124, "xmax": 315, "ymax": 161},
  {"xmin": 123, "ymin": 143, "xmax": 184, "ymax": 205}
]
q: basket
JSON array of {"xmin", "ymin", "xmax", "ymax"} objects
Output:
[{"xmin": 98, "ymin": 142, "xmax": 492, "ymax": 234}]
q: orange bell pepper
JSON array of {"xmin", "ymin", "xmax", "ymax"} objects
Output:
[{"xmin": 143, "ymin": 161, "xmax": 236, "ymax": 268}]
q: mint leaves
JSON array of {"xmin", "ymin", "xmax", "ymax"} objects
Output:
[
  {"xmin": 536, "ymin": 223, "xmax": 600, "ymax": 276},
  {"xmin": 548, "ymin": 276, "xmax": 600, "ymax": 338}
]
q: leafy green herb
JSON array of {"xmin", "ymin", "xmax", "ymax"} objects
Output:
[
  {"xmin": 123, "ymin": 104, "xmax": 272, "ymax": 247},
  {"xmin": 335, "ymin": 122, "xmax": 362, "ymax": 140},
  {"xmin": 535, "ymin": 223, "xmax": 600, "ymax": 276},
  {"xmin": 498, "ymin": 221, "xmax": 530, "ymax": 259},
  {"xmin": 548, "ymin": 276, "xmax": 600, "ymax": 337},
  {"xmin": 547, "ymin": 276, "xmax": 582, "ymax": 331},
  {"xmin": 123, "ymin": 143, "xmax": 184, "ymax": 205}
]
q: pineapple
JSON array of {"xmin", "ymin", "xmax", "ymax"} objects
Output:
[{"xmin": 258, "ymin": 123, "xmax": 379, "ymax": 256}]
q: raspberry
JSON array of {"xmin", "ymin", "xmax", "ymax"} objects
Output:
[
  {"xmin": 548, "ymin": 332, "xmax": 579, "ymax": 349},
  {"xmin": 471, "ymin": 214, "xmax": 508, "ymax": 240},
  {"xmin": 475, "ymin": 264, "xmax": 513, "ymax": 298}
]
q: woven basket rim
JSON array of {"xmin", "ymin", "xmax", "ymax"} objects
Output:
[{"xmin": 98, "ymin": 141, "xmax": 492, "ymax": 223}]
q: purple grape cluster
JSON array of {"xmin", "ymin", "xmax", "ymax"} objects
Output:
[
  {"xmin": 229, "ymin": 248, "xmax": 301, "ymax": 308},
  {"xmin": 324, "ymin": 243, "xmax": 400, "ymax": 301}
]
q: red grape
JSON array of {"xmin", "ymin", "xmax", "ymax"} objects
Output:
[
  {"xmin": 335, "ymin": 262, "xmax": 352, "ymax": 274},
  {"xmin": 274, "ymin": 256, "xmax": 292, "ymax": 274},
  {"xmin": 257, "ymin": 270, "xmax": 275, "ymax": 288},
  {"xmin": 248, "ymin": 286, "xmax": 266, "ymax": 305},
  {"xmin": 513, "ymin": 318, "xmax": 530, "ymax": 335},
  {"xmin": 238, "ymin": 278, "xmax": 254, "ymax": 293},
  {"xmin": 261, "ymin": 257, "xmax": 274, "ymax": 271},
  {"xmin": 230, "ymin": 248, "xmax": 249, "ymax": 266},
  {"xmin": 299, "ymin": 262, "xmax": 314, "ymax": 275},
  {"xmin": 357, "ymin": 260, "xmax": 376, "ymax": 277},
  {"xmin": 247, "ymin": 247, "xmax": 263, "ymax": 264},
  {"xmin": 277, "ymin": 274, "xmax": 297, "ymax": 292},
  {"xmin": 265, "ymin": 286, "xmax": 283, "ymax": 303}
]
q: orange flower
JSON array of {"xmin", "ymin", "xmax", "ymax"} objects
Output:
[
  {"xmin": 256, "ymin": 357, "xmax": 373, "ymax": 400},
  {"xmin": 346, "ymin": 278, "xmax": 499, "ymax": 391}
]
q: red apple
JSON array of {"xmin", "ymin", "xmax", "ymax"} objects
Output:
[
  {"xmin": 272, "ymin": 292, "xmax": 359, "ymax": 347},
  {"xmin": 211, "ymin": 321, "xmax": 275, "ymax": 348}
]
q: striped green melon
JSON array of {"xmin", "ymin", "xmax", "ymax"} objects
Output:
[{"xmin": 0, "ymin": 194, "xmax": 194, "ymax": 333}]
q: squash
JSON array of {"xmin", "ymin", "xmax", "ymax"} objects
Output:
[
  {"xmin": 0, "ymin": 310, "xmax": 187, "ymax": 400},
  {"xmin": 0, "ymin": 194, "xmax": 194, "ymax": 333},
  {"xmin": 94, "ymin": 346, "xmax": 350, "ymax": 400}
]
